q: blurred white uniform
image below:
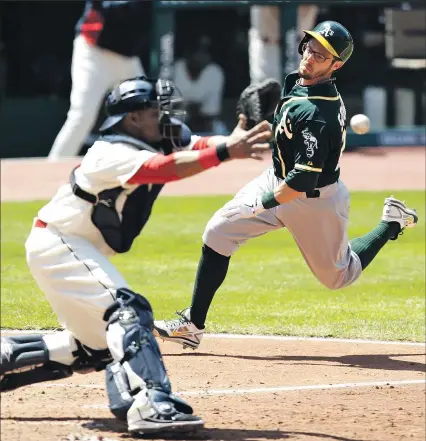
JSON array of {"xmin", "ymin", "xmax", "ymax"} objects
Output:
[
  {"xmin": 47, "ymin": 0, "xmax": 148, "ymax": 161},
  {"xmin": 47, "ymin": 36, "xmax": 144, "ymax": 161},
  {"xmin": 249, "ymin": 5, "xmax": 319, "ymax": 83},
  {"xmin": 174, "ymin": 59, "xmax": 225, "ymax": 118}
]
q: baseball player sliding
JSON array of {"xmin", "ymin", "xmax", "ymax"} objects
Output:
[
  {"xmin": 0, "ymin": 77, "xmax": 272, "ymax": 435},
  {"xmin": 154, "ymin": 21, "xmax": 419, "ymax": 350}
]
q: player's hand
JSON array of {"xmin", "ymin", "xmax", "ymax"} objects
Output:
[
  {"xmin": 221, "ymin": 195, "xmax": 265, "ymax": 221},
  {"xmin": 226, "ymin": 115, "xmax": 272, "ymax": 160}
]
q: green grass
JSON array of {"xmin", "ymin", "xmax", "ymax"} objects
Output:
[{"xmin": 1, "ymin": 191, "xmax": 425, "ymax": 341}]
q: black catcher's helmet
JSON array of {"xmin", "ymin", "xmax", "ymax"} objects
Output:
[
  {"xmin": 99, "ymin": 76, "xmax": 186, "ymax": 140},
  {"xmin": 298, "ymin": 21, "xmax": 354, "ymax": 63}
]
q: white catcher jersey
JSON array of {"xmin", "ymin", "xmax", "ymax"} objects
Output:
[{"xmin": 38, "ymin": 136, "xmax": 201, "ymax": 256}]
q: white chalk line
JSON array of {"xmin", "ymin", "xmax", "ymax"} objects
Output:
[
  {"xmin": 32, "ymin": 378, "xmax": 425, "ymax": 401},
  {"xmin": 204, "ymin": 334, "xmax": 426, "ymax": 346},
  {"xmin": 79, "ymin": 379, "xmax": 425, "ymax": 410},
  {"xmin": 2, "ymin": 330, "xmax": 425, "ymax": 346}
]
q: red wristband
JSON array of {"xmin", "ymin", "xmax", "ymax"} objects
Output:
[{"xmin": 198, "ymin": 147, "xmax": 221, "ymax": 169}]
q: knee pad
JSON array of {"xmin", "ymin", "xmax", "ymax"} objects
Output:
[{"xmin": 103, "ymin": 288, "xmax": 172, "ymax": 419}]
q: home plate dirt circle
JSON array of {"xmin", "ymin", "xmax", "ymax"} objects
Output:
[{"xmin": 1, "ymin": 335, "xmax": 425, "ymax": 441}]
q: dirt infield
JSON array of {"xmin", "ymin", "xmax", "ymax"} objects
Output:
[
  {"xmin": 1, "ymin": 337, "xmax": 425, "ymax": 441},
  {"xmin": 1, "ymin": 148, "xmax": 425, "ymax": 201},
  {"xmin": 1, "ymin": 148, "xmax": 425, "ymax": 440}
]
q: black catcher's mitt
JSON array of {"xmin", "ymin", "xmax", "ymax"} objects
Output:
[{"xmin": 236, "ymin": 78, "xmax": 282, "ymax": 130}]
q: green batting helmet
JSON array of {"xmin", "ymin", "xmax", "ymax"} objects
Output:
[{"xmin": 298, "ymin": 21, "xmax": 354, "ymax": 63}]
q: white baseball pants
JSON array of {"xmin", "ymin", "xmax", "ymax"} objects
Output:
[
  {"xmin": 25, "ymin": 219, "xmax": 129, "ymax": 364},
  {"xmin": 47, "ymin": 35, "xmax": 145, "ymax": 161}
]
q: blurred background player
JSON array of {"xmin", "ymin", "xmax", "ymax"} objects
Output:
[
  {"xmin": 47, "ymin": 0, "xmax": 147, "ymax": 161},
  {"xmin": 174, "ymin": 35, "xmax": 226, "ymax": 134}
]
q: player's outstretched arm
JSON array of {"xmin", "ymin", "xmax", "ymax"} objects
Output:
[{"xmin": 127, "ymin": 118, "xmax": 271, "ymax": 185}]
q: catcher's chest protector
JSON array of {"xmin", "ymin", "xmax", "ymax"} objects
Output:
[{"xmin": 70, "ymin": 135, "xmax": 164, "ymax": 253}]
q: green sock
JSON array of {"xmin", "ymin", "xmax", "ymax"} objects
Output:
[{"xmin": 350, "ymin": 221, "xmax": 400, "ymax": 270}]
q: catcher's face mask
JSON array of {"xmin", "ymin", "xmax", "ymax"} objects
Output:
[
  {"xmin": 156, "ymin": 79, "xmax": 187, "ymax": 141},
  {"xmin": 100, "ymin": 77, "xmax": 188, "ymax": 144}
]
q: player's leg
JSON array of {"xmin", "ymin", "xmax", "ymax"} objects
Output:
[
  {"xmin": 4, "ymin": 224, "xmax": 201, "ymax": 433},
  {"xmin": 122, "ymin": 53, "xmax": 146, "ymax": 79},
  {"xmin": 0, "ymin": 329, "xmax": 111, "ymax": 391},
  {"xmin": 276, "ymin": 182, "xmax": 418, "ymax": 290},
  {"xmin": 104, "ymin": 287, "xmax": 203, "ymax": 434},
  {"xmin": 47, "ymin": 36, "xmax": 113, "ymax": 160},
  {"xmin": 1, "ymin": 223, "xmax": 129, "ymax": 390},
  {"xmin": 154, "ymin": 167, "xmax": 283, "ymax": 348},
  {"xmin": 349, "ymin": 195, "xmax": 418, "ymax": 270}
]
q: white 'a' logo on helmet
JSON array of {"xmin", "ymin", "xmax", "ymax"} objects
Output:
[{"xmin": 319, "ymin": 24, "xmax": 334, "ymax": 37}]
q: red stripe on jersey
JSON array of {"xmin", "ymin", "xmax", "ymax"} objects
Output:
[
  {"xmin": 81, "ymin": 8, "xmax": 104, "ymax": 45},
  {"xmin": 191, "ymin": 137, "xmax": 212, "ymax": 151},
  {"xmin": 126, "ymin": 147, "xmax": 221, "ymax": 185},
  {"xmin": 127, "ymin": 154, "xmax": 179, "ymax": 185}
]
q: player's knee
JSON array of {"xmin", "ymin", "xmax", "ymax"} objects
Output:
[
  {"xmin": 103, "ymin": 288, "xmax": 172, "ymax": 419},
  {"xmin": 317, "ymin": 272, "xmax": 346, "ymax": 290},
  {"xmin": 202, "ymin": 217, "xmax": 236, "ymax": 257},
  {"xmin": 104, "ymin": 287, "xmax": 154, "ymax": 362}
]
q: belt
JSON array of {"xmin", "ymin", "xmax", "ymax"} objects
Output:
[
  {"xmin": 305, "ymin": 189, "xmax": 320, "ymax": 198},
  {"xmin": 35, "ymin": 218, "xmax": 48, "ymax": 228}
]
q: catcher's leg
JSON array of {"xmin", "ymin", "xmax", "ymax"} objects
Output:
[
  {"xmin": 0, "ymin": 333, "xmax": 72, "ymax": 390},
  {"xmin": 0, "ymin": 330, "xmax": 111, "ymax": 391},
  {"xmin": 104, "ymin": 287, "xmax": 203, "ymax": 434}
]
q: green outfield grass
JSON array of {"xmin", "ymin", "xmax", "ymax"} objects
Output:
[{"xmin": 1, "ymin": 191, "xmax": 425, "ymax": 341}]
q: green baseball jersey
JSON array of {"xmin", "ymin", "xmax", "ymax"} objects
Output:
[{"xmin": 271, "ymin": 71, "xmax": 347, "ymax": 193}]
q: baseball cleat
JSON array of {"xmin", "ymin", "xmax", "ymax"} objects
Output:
[
  {"xmin": 153, "ymin": 308, "xmax": 204, "ymax": 350},
  {"xmin": 127, "ymin": 388, "xmax": 204, "ymax": 434},
  {"xmin": 382, "ymin": 195, "xmax": 418, "ymax": 240}
]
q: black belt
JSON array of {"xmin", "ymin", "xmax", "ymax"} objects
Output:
[
  {"xmin": 306, "ymin": 189, "xmax": 320, "ymax": 198},
  {"xmin": 306, "ymin": 179, "xmax": 339, "ymax": 198}
]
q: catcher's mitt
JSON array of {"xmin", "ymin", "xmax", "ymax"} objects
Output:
[{"xmin": 236, "ymin": 78, "xmax": 282, "ymax": 130}]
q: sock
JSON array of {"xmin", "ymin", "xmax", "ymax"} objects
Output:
[
  {"xmin": 190, "ymin": 244, "xmax": 231, "ymax": 329},
  {"xmin": 350, "ymin": 221, "xmax": 400, "ymax": 270}
]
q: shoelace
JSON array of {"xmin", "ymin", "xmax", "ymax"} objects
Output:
[
  {"xmin": 163, "ymin": 310, "xmax": 191, "ymax": 328},
  {"xmin": 385, "ymin": 199, "xmax": 415, "ymax": 237}
]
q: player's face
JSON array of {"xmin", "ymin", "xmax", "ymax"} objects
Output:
[
  {"xmin": 131, "ymin": 108, "xmax": 163, "ymax": 142},
  {"xmin": 298, "ymin": 39, "xmax": 341, "ymax": 81}
]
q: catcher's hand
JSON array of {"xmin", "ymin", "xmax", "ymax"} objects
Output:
[{"xmin": 236, "ymin": 78, "xmax": 282, "ymax": 130}]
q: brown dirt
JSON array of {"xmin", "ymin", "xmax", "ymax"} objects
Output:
[
  {"xmin": 1, "ymin": 148, "xmax": 425, "ymax": 440},
  {"xmin": 1, "ymin": 148, "xmax": 425, "ymax": 202},
  {"xmin": 1, "ymin": 338, "xmax": 425, "ymax": 441}
]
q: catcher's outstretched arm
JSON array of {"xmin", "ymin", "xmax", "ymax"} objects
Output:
[{"xmin": 127, "ymin": 119, "xmax": 271, "ymax": 185}]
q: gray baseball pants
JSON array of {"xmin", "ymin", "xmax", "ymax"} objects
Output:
[{"xmin": 203, "ymin": 166, "xmax": 362, "ymax": 290}]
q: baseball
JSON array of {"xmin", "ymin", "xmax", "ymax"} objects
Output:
[{"xmin": 350, "ymin": 114, "xmax": 370, "ymax": 135}]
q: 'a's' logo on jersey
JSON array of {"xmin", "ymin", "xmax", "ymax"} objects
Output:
[
  {"xmin": 276, "ymin": 107, "xmax": 293, "ymax": 139},
  {"xmin": 319, "ymin": 24, "xmax": 334, "ymax": 37},
  {"xmin": 302, "ymin": 128, "xmax": 318, "ymax": 158}
]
